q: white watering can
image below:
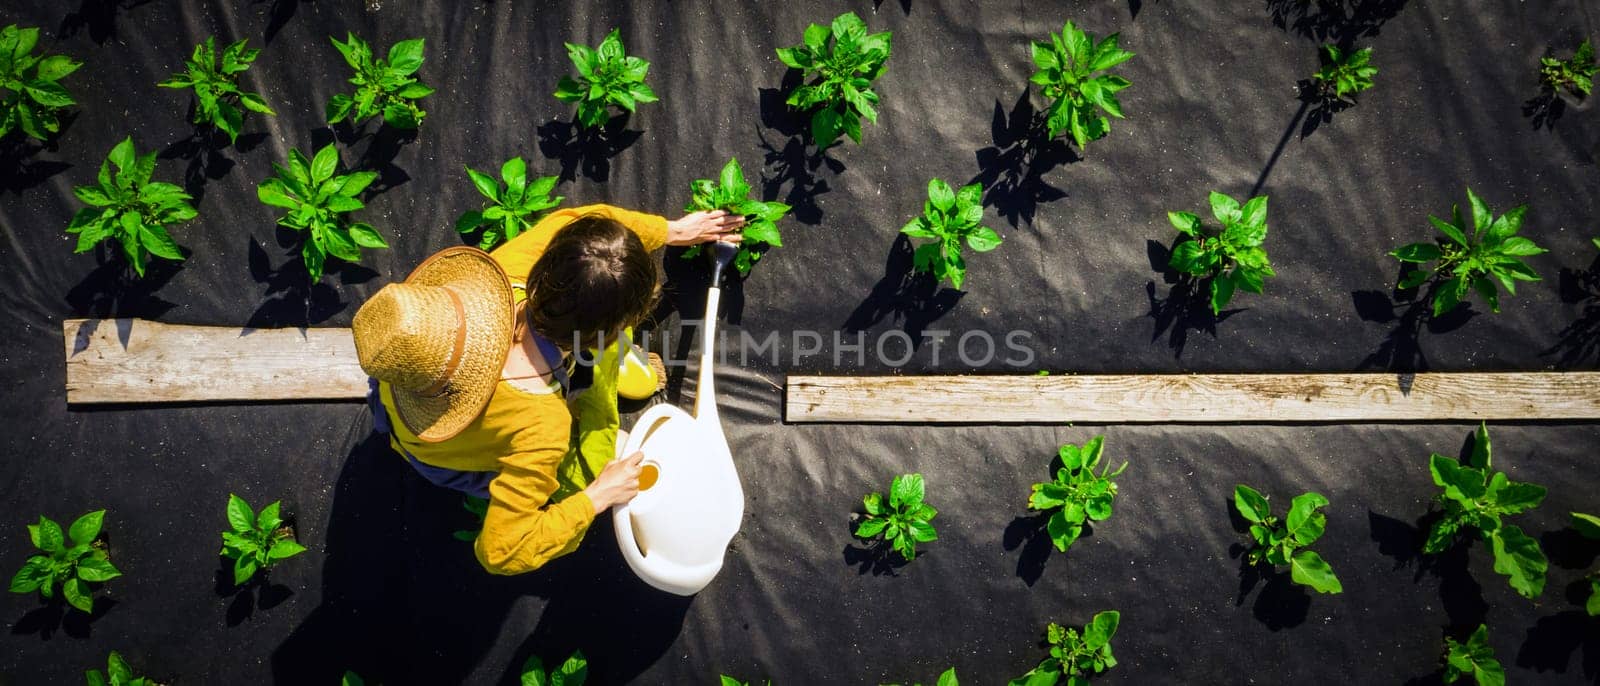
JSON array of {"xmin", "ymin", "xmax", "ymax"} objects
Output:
[{"xmin": 612, "ymin": 241, "xmax": 744, "ymax": 596}]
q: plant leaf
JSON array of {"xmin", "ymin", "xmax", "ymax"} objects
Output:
[{"xmin": 1289, "ymin": 550, "xmax": 1343, "ymax": 594}]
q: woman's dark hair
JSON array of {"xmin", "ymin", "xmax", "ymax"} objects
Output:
[{"xmin": 524, "ymin": 214, "xmax": 660, "ymax": 351}]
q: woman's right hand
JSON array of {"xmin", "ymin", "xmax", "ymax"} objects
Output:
[{"xmin": 584, "ymin": 450, "xmax": 645, "ymax": 514}]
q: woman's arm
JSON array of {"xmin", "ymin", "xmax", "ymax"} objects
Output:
[
  {"xmin": 473, "ymin": 446, "xmax": 596, "ymax": 575},
  {"xmin": 492, "ymin": 205, "xmax": 746, "ymax": 288}
]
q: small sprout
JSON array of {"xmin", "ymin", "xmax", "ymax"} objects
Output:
[
  {"xmin": 8, "ymin": 510, "xmax": 120, "ymax": 613},
  {"xmin": 855, "ymin": 473, "xmax": 938, "ymax": 562},
  {"xmin": 555, "ymin": 28, "xmax": 658, "ymax": 129},
  {"xmin": 1571, "ymin": 512, "xmax": 1600, "ymax": 616},
  {"xmin": 1167, "ymin": 191, "xmax": 1275, "ymax": 314},
  {"xmin": 1028, "ymin": 436, "xmax": 1127, "ymax": 554},
  {"xmin": 1391, "ymin": 187, "xmax": 1544, "ymax": 317},
  {"xmin": 1442, "ymin": 624, "xmax": 1504, "ymax": 686},
  {"xmin": 1009, "ymin": 611, "xmax": 1120, "ymax": 686},
  {"xmin": 881, "ymin": 668, "xmax": 959, "ymax": 686},
  {"xmin": 326, "ymin": 33, "xmax": 430, "ymax": 130},
  {"xmin": 158, "ymin": 36, "xmax": 275, "ymax": 143},
  {"xmin": 901, "ymin": 178, "xmax": 1001, "ymax": 290},
  {"xmin": 1423, "ymin": 423, "xmax": 1548, "ymax": 600},
  {"xmin": 85, "ymin": 651, "xmax": 159, "ymax": 686},
  {"xmin": 777, "ymin": 12, "xmax": 892, "ymax": 147},
  {"xmin": 220, "ymin": 494, "xmax": 307, "ymax": 586},
  {"xmin": 681, "ymin": 158, "xmax": 791, "ymax": 276},
  {"xmin": 455, "ymin": 157, "xmax": 563, "ymax": 251},
  {"xmin": 341, "ymin": 671, "xmax": 364, "ymax": 686},
  {"xmin": 521, "ymin": 650, "xmax": 586, "ymax": 686},
  {"xmin": 1029, "ymin": 20, "xmax": 1134, "ymax": 149},
  {"xmin": 0, "ymin": 24, "xmax": 81, "ymax": 142},
  {"xmin": 1312, "ymin": 44, "xmax": 1377, "ymax": 101},
  {"xmin": 256, "ymin": 143, "xmax": 389, "ymax": 282},
  {"xmin": 1233, "ymin": 485, "xmax": 1342, "ymax": 594},
  {"xmin": 1540, "ymin": 39, "xmax": 1596, "ymax": 99},
  {"xmin": 66, "ymin": 136, "xmax": 198, "ymax": 277},
  {"xmin": 721, "ymin": 678, "xmax": 772, "ymax": 686}
]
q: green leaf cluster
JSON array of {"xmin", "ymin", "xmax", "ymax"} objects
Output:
[
  {"xmin": 327, "ymin": 33, "xmax": 430, "ymax": 129},
  {"xmin": 721, "ymin": 677, "xmax": 771, "ymax": 686},
  {"xmin": 1312, "ymin": 44, "xmax": 1377, "ymax": 100},
  {"xmin": 452, "ymin": 496, "xmax": 490, "ymax": 542},
  {"xmin": 1028, "ymin": 436, "xmax": 1127, "ymax": 554},
  {"xmin": 1029, "ymin": 20, "xmax": 1133, "ymax": 149},
  {"xmin": 456, "ymin": 157, "xmax": 562, "ymax": 251},
  {"xmin": 1391, "ymin": 188, "xmax": 1544, "ymax": 317},
  {"xmin": 901, "ymin": 179, "xmax": 1001, "ymax": 290},
  {"xmin": 220, "ymin": 494, "xmax": 306, "ymax": 586},
  {"xmin": 8, "ymin": 510, "xmax": 120, "ymax": 613},
  {"xmin": 882, "ymin": 668, "xmax": 959, "ymax": 686},
  {"xmin": 1008, "ymin": 611, "xmax": 1120, "ymax": 686},
  {"xmin": 86, "ymin": 651, "xmax": 157, "ymax": 686},
  {"xmin": 158, "ymin": 37, "xmax": 275, "ymax": 143},
  {"xmin": 776, "ymin": 12, "xmax": 892, "ymax": 147},
  {"xmin": 257, "ymin": 143, "xmax": 388, "ymax": 282},
  {"xmin": 1442, "ymin": 624, "xmax": 1504, "ymax": 686},
  {"xmin": 1423, "ymin": 423, "xmax": 1548, "ymax": 600},
  {"xmin": 66, "ymin": 136, "xmax": 198, "ymax": 277},
  {"xmin": 341, "ymin": 671, "xmax": 364, "ymax": 686},
  {"xmin": 521, "ymin": 650, "xmax": 586, "ymax": 686},
  {"xmin": 0, "ymin": 24, "xmax": 80, "ymax": 141},
  {"xmin": 1570, "ymin": 512, "xmax": 1600, "ymax": 616},
  {"xmin": 856, "ymin": 473, "xmax": 939, "ymax": 561},
  {"xmin": 1233, "ymin": 485, "xmax": 1342, "ymax": 594},
  {"xmin": 1167, "ymin": 191, "xmax": 1274, "ymax": 314},
  {"xmin": 1540, "ymin": 39, "xmax": 1596, "ymax": 98},
  {"xmin": 555, "ymin": 28, "xmax": 658, "ymax": 129},
  {"xmin": 681, "ymin": 158, "xmax": 791, "ymax": 276}
]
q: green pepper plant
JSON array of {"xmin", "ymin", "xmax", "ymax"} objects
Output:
[
  {"xmin": 776, "ymin": 12, "xmax": 892, "ymax": 147},
  {"xmin": 681, "ymin": 157, "xmax": 790, "ymax": 276},
  {"xmin": 1166, "ymin": 191, "xmax": 1274, "ymax": 314},
  {"xmin": 1028, "ymin": 20, "xmax": 1133, "ymax": 149},
  {"xmin": 1423, "ymin": 423, "xmax": 1548, "ymax": 600},
  {"xmin": 1311, "ymin": 44, "xmax": 1377, "ymax": 101},
  {"xmin": 220, "ymin": 494, "xmax": 307, "ymax": 586},
  {"xmin": 66, "ymin": 136, "xmax": 198, "ymax": 277},
  {"xmin": 1442, "ymin": 624, "xmax": 1504, "ymax": 686},
  {"xmin": 855, "ymin": 473, "xmax": 938, "ymax": 562},
  {"xmin": 1390, "ymin": 188, "xmax": 1544, "ymax": 317},
  {"xmin": 1009, "ymin": 611, "xmax": 1120, "ymax": 686},
  {"xmin": 1541, "ymin": 39, "xmax": 1596, "ymax": 99},
  {"xmin": 456, "ymin": 157, "xmax": 562, "ymax": 251},
  {"xmin": 256, "ymin": 143, "xmax": 389, "ymax": 281},
  {"xmin": 327, "ymin": 33, "xmax": 430, "ymax": 129},
  {"xmin": 8, "ymin": 510, "xmax": 120, "ymax": 613},
  {"xmin": 1233, "ymin": 485, "xmax": 1342, "ymax": 594},
  {"xmin": 555, "ymin": 28, "xmax": 658, "ymax": 129},
  {"xmin": 158, "ymin": 36, "xmax": 275, "ymax": 143},
  {"xmin": 1028, "ymin": 436, "xmax": 1126, "ymax": 554},
  {"xmin": 85, "ymin": 651, "xmax": 159, "ymax": 686},
  {"xmin": 901, "ymin": 179, "xmax": 1001, "ymax": 290},
  {"xmin": 0, "ymin": 24, "xmax": 80, "ymax": 142}
]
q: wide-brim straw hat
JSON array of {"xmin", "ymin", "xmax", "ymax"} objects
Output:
[{"xmin": 352, "ymin": 246, "xmax": 514, "ymax": 443}]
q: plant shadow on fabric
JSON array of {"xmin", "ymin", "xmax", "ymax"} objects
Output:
[
  {"xmin": 1540, "ymin": 254, "xmax": 1600, "ymax": 368},
  {"xmin": 158, "ymin": 113, "xmax": 269, "ymax": 201},
  {"xmin": 536, "ymin": 113, "xmax": 643, "ymax": 184},
  {"xmin": 214, "ymin": 555, "xmax": 294, "ymax": 628},
  {"xmin": 841, "ymin": 235, "xmax": 965, "ymax": 350},
  {"xmin": 969, "ymin": 90, "xmax": 1076, "ymax": 229},
  {"xmin": 0, "ymin": 130, "xmax": 74, "ymax": 195},
  {"xmin": 57, "ymin": 0, "xmax": 155, "ymax": 44},
  {"xmin": 1264, "ymin": 0, "xmax": 1409, "ymax": 44},
  {"xmin": 1225, "ymin": 497, "xmax": 1310, "ymax": 630},
  {"xmin": 1521, "ymin": 90, "xmax": 1568, "ymax": 131},
  {"xmin": 11, "ymin": 560, "xmax": 119, "ymax": 640},
  {"xmin": 252, "ymin": 0, "xmax": 312, "ymax": 45},
  {"xmin": 1003, "ymin": 511, "xmax": 1090, "ymax": 588},
  {"xmin": 326, "ymin": 124, "xmax": 414, "ymax": 196},
  {"xmin": 757, "ymin": 69, "xmax": 844, "ymax": 227},
  {"xmin": 1144, "ymin": 239, "xmax": 1245, "ymax": 358},
  {"xmin": 871, "ymin": 0, "xmax": 912, "ymax": 14},
  {"xmin": 1367, "ymin": 512, "xmax": 1491, "ymax": 634},
  {"xmin": 244, "ymin": 235, "xmax": 375, "ymax": 331},
  {"xmin": 842, "ymin": 528, "xmax": 912, "ymax": 577},
  {"xmin": 1514, "ymin": 525, "xmax": 1600, "ymax": 681},
  {"xmin": 64, "ymin": 249, "xmax": 184, "ymax": 349},
  {"xmin": 1350, "ymin": 266, "xmax": 1478, "ymax": 373}
]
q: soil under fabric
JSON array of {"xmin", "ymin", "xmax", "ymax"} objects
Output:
[{"xmin": 2, "ymin": 0, "xmax": 1598, "ymax": 684}]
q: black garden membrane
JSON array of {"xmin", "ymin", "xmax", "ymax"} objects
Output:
[{"xmin": 3, "ymin": 1, "xmax": 1599, "ymax": 684}]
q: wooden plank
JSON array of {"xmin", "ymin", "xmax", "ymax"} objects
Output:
[
  {"xmin": 63, "ymin": 319, "xmax": 367, "ymax": 404},
  {"xmin": 785, "ymin": 373, "xmax": 1600, "ymax": 423}
]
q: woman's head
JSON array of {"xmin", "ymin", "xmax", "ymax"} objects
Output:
[{"xmin": 523, "ymin": 214, "xmax": 660, "ymax": 351}]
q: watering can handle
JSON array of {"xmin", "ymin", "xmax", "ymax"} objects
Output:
[{"xmin": 707, "ymin": 240, "xmax": 739, "ymax": 287}]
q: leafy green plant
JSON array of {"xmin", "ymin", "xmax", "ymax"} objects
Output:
[
  {"xmin": 66, "ymin": 136, "xmax": 198, "ymax": 277},
  {"xmin": 1009, "ymin": 611, "xmax": 1120, "ymax": 686},
  {"xmin": 555, "ymin": 28, "xmax": 657, "ymax": 129},
  {"xmin": 452, "ymin": 496, "xmax": 489, "ymax": 542},
  {"xmin": 720, "ymin": 678, "xmax": 771, "ymax": 686},
  {"xmin": 1540, "ymin": 39, "xmax": 1596, "ymax": 99},
  {"xmin": 1390, "ymin": 188, "xmax": 1544, "ymax": 316},
  {"xmin": 327, "ymin": 33, "xmax": 430, "ymax": 129},
  {"xmin": 455, "ymin": 157, "xmax": 562, "ymax": 251},
  {"xmin": 257, "ymin": 143, "xmax": 389, "ymax": 281},
  {"xmin": 776, "ymin": 12, "xmax": 892, "ymax": 147},
  {"xmin": 1423, "ymin": 423, "xmax": 1547, "ymax": 600},
  {"xmin": 883, "ymin": 669, "xmax": 958, "ymax": 686},
  {"xmin": 0, "ymin": 24, "xmax": 80, "ymax": 142},
  {"xmin": 220, "ymin": 494, "xmax": 306, "ymax": 586},
  {"xmin": 900, "ymin": 179, "xmax": 1001, "ymax": 290},
  {"xmin": 341, "ymin": 672, "xmax": 364, "ymax": 686},
  {"xmin": 1572, "ymin": 512, "xmax": 1600, "ymax": 616},
  {"xmin": 85, "ymin": 651, "xmax": 158, "ymax": 686},
  {"xmin": 1442, "ymin": 624, "xmax": 1504, "ymax": 686},
  {"xmin": 1233, "ymin": 485, "xmax": 1342, "ymax": 594},
  {"xmin": 1028, "ymin": 436, "xmax": 1126, "ymax": 553},
  {"xmin": 1311, "ymin": 44, "xmax": 1377, "ymax": 100},
  {"xmin": 1167, "ymin": 192, "xmax": 1274, "ymax": 314},
  {"xmin": 8, "ymin": 510, "xmax": 120, "ymax": 613},
  {"xmin": 157, "ymin": 37, "xmax": 274, "ymax": 144},
  {"xmin": 681, "ymin": 157, "xmax": 791, "ymax": 276},
  {"xmin": 1028, "ymin": 20, "xmax": 1133, "ymax": 149},
  {"xmin": 855, "ymin": 473, "xmax": 938, "ymax": 561},
  {"xmin": 521, "ymin": 650, "xmax": 586, "ymax": 686}
]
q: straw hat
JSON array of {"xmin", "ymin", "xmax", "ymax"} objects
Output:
[{"xmin": 353, "ymin": 246, "xmax": 514, "ymax": 443}]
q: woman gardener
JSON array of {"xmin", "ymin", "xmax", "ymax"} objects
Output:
[{"xmin": 351, "ymin": 205, "xmax": 744, "ymax": 574}]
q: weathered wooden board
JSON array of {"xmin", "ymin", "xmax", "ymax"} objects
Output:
[
  {"xmin": 785, "ymin": 373, "xmax": 1600, "ymax": 423},
  {"xmin": 63, "ymin": 319, "xmax": 367, "ymax": 404}
]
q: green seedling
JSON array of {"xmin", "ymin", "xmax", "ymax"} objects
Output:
[
  {"xmin": 1312, "ymin": 44, "xmax": 1377, "ymax": 100},
  {"xmin": 1443, "ymin": 624, "xmax": 1504, "ymax": 686},
  {"xmin": 901, "ymin": 178, "xmax": 1001, "ymax": 290},
  {"xmin": 521, "ymin": 650, "xmax": 586, "ymax": 686},
  {"xmin": 327, "ymin": 33, "xmax": 430, "ymax": 129},
  {"xmin": 777, "ymin": 11, "xmax": 892, "ymax": 147},
  {"xmin": 67, "ymin": 136, "xmax": 198, "ymax": 277},
  {"xmin": 452, "ymin": 496, "xmax": 489, "ymax": 542},
  {"xmin": 158, "ymin": 36, "xmax": 274, "ymax": 143},
  {"xmin": 341, "ymin": 672, "xmax": 364, "ymax": 686},
  {"xmin": 856, "ymin": 473, "xmax": 938, "ymax": 561},
  {"xmin": 1233, "ymin": 485, "xmax": 1342, "ymax": 594},
  {"xmin": 8, "ymin": 510, "xmax": 120, "ymax": 613},
  {"xmin": 883, "ymin": 668, "xmax": 958, "ymax": 686},
  {"xmin": 220, "ymin": 494, "xmax": 306, "ymax": 586},
  {"xmin": 0, "ymin": 24, "xmax": 80, "ymax": 142},
  {"xmin": 1391, "ymin": 188, "xmax": 1544, "ymax": 316},
  {"xmin": 85, "ymin": 651, "xmax": 158, "ymax": 686},
  {"xmin": 1167, "ymin": 191, "xmax": 1275, "ymax": 314},
  {"xmin": 1572, "ymin": 512, "xmax": 1600, "ymax": 616},
  {"xmin": 1029, "ymin": 20, "xmax": 1134, "ymax": 149},
  {"xmin": 1541, "ymin": 39, "xmax": 1596, "ymax": 99},
  {"xmin": 721, "ymin": 678, "xmax": 771, "ymax": 686},
  {"xmin": 681, "ymin": 157, "xmax": 791, "ymax": 276},
  {"xmin": 456, "ymin": 157, "xmax": 562, "ymax": 251},
  {"xmin": 257, "ymin": 143, "xmax": 388, "ymax": 282},
  {"xmin": 1009, "ymin": 611, "xmax": 1120, "ymax": 686},
  {"xmin": 1423, "ymin": 423, "xmax": 1547, "ymax": 600},
  {"xmin": 1028, "ymin": 436, "xmax": 1126, "ymax": 554},
  {"xmin": 555, "ymin": 28, "xmax": 657, "ymax": 129}
]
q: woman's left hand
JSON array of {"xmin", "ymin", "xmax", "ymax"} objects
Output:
[{"xmin": 666, "ymin": 210, "xmax": 747, "ymax": 247}]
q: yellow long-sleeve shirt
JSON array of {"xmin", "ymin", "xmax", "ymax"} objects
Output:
[{"xmin": 379, "ymin": 204, "xmax": 667, "ymax": 574}]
